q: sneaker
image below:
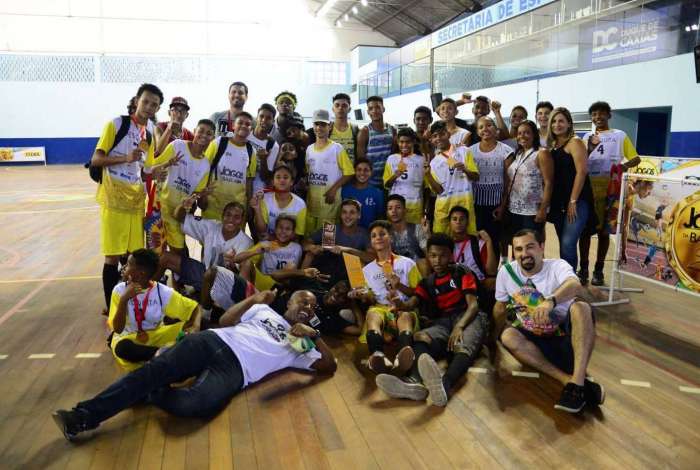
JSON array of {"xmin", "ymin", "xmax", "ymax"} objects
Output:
[
  {"xmin": 584, "ymin": 378, "xmax": 605, "ymax": 406},
  {"xmin": 392, "ymin": 346, "xmax": 415, "ymax": 375},
  {"xmin": 376, "ymin": 374, "xmax": 428, "ymax": 401},
  {"xmin": 417, "ymin": 355, "xmax": 448, "ymax": 407},
  {"xmin": 554, "ymin": 383, "xmax": 586, "ymax": 413},
  {"xmin": 577, "ymin": 269, "xmax": 589, "ymax": 286},
  {"xmin": 368, "ymin": 352, "xmax": 391, "ymax": 374},
  {"xmin": 591, "ymin": 271, "xmax": 605, "ymax": 286},
  {"xmin": 52, "ymin": 409, "xmax": 92, "ymax": 442}
]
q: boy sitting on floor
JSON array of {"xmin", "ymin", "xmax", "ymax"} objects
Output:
[
  {"xmin": 109, "ymin": 249, "xmax": 200, "ymax": 371},
  {"xmin": 374, "ymin": 233, "xmax": 489, "ymax": 406}
]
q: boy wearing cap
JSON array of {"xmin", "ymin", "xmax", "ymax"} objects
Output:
[
  {"xmin": 155, "ymin": 97, "xmax": 194, "ymax": 156},
  {"xmin": 305, "ymin": 109, "xmax": 355, "ymax": 235}
]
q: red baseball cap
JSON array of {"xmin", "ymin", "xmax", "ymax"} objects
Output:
[{"xmin": 169, "ymin": 96, "xmax": 190, "ymax": 110}]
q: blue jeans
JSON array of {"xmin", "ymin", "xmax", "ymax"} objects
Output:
[
  {"xmin": 77, "ymin": 331, "xmax": 243, "ymax": 426},
  {"xmin": 550, "ymin": 200, "xmax": 590, "ymax": 269}
]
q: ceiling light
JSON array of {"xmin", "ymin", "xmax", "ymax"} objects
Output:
[
  {"xmin": 317, "ymin": 0, "xmax": 338, "ymax": 17},
  {"xmin": 336, "ymin": 20, "xmax": 342, "ymax": 27},
  {"xmin": 692, "ymin": 24, "xmax": 699, "ymax": 31},
  {"xmin": 361, "ymin": 0, "xmax": 368, "ymax": 6},
  {"xmin": 344, "ymin": 13, "xmax": 349, "ymax": 21},
  {"xmin": 352, "ymin": 6, "xmax": 358, "ymax": 14},
  {"xmin": 686, "ymin": 26, "xmax": 692, "ymax": 32}
]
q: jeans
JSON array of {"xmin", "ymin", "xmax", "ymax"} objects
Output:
[
  {"xmin": 77, "ymin": 331, "xmax": 243, "ymax": 426},
  {"xmin": 550, "ymin": 200, "xmax": 590, "ymax": 269}
]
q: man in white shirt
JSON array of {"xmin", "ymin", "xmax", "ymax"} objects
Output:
[
  {"xmin": 494, "ymin": 228, "xmax": 603, "ymax": 414},
  {"xmin": 53, "ymin": 289, "xmax": 336, "ymax": 442}
]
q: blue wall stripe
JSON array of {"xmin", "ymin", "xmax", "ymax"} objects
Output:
[
  {"xmin": 0, "ymin": 137, "xmax": 97, "ymax": 164},
  {"xmin": 668, "ymin": 132, "xmax": 700, "ymax": 157}
]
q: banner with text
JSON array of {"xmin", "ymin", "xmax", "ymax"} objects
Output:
[
  {"xmin": 619, "ymin": 171, "xmax": 700, "ymax": 294},
  {"xmin": 0, "ymin": 147, "xmax": 46, "ymax": 163}
]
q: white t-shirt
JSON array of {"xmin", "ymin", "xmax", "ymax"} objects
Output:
[
  {"xmin": 495, "ymin": 259, "xmax": 577, "ymax": 320},
  {"xmin": 247, "ymin": 134, "xmax": 280, "ymax": 194},
  {"xmin": 363, "ymin": 255, "xmax": 422, "ymax": 305},
  {"xmin": 213, "ymin": 304, "xmax": 321, "ymax": 387},
  {"xmin": 453, "ymin": 237, "xmax": 488, "ymax": 280},
  {"xmin": 183, "ymin": 214, "xmax": 254, "ymax": 268},
  {"xmin": 384, "ymin": 153, "xmax": 425, "ymax": 207},
  {"xmin": 581, "ymin": 129, "xmax": 637, "ymax": 178},
  {"xmin": 449, "ymin": 128, "xmax": 470, "ymax": 147},
  {"xmin": 257, "ymin": 241, "xmax": 303, "ymax": 274}
]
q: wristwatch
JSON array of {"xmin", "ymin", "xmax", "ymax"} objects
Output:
[
  {"xmin": 310, "ymin": 328, "xmax": 321, "ymax": 340},
  {"xmin": 545, "ymin": 295, "xmax": 557, "ymax": 307}
]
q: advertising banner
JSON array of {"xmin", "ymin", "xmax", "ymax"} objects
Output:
[
  {"xmin": 618, "ymin": 170, "xmax": 700, "ymax": 294},
  {"xmin": 0, "ymin": 147, "xmax": 46, "ymax": 163}
]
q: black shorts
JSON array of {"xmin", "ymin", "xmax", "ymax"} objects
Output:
[
  {"xmin": 180, "ymin": 257, "xmax": 206, "ymax": 292},
  {"xmin": 520, "ymin": 328, "xmax": 574, "ymax": 374}
]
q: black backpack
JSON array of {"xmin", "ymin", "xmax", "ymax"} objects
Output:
[
  {"xmin": 85, "ymin": 115, "xmax": 153, "ymax": 183},
  {"xmin": 208, "ymin": 136, "xmax": 270, "ymax": 183}
]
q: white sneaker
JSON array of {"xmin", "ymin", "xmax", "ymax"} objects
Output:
[
  {"xmin": 368, "ymin": 352, "xmax": 391, "ymax": 374},
  {"xmin": 376, "ymin": 374, "xmax": 428, "ymax": 401},
  {"xmin": 418, "ymin": 354, "xmax": 448, "ymax": 407}
]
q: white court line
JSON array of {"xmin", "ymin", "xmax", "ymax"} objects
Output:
[
  {"xmin": 0, "ymin": 275, "xmax": 101, "ymax": 285},
  {"xmin": 620, "ymin": 379, "xmax": 651, "ymax": 388},
  {"xmin": 0, "ymin": 206, "xmax": 99, "ymax": 215},
  {"xmin": 679, "ymin": 386, "xmax": 700, "ymax": 395},
  {"xmin": 0, "ymin": 354, "xmax": 8, "ymax": 360},
  {"xmin": 75, "ymin": 353, "xmax": 101, "ymax": 359},
  {"xmin": 468, "ymin": 367, "xmax": 489, "ymax": 374},
  {"xmin": 512, "ymin": 371, "xmax": 540, "ymax": 378},
  {"xmin": 28, "ymin": 353, "xmax": 55, "ymax": 359}
]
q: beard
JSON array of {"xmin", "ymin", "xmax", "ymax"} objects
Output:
[{"xmin": 520, "ymin": 256, "xmax": 536, "ymax": 271}]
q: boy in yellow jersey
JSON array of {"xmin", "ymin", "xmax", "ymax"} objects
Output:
[
  {"xmin": 92, "ymin": 83, "xmax": 163, "ymax": 313},
  {"xmin": 383, "ymin": 127, "xmax": 425, "ymax": 224},
  {"xmin": 354, "ymin": 220, "xmax": 422, "ymax": 375},
  {"xmin": 251, "ymin": 164, "xmax": 307, "ymax": 239},
  {"xmin": 305, "ymin": 109, "xmax": 355, "ymax": 235},
  {"xmin": 427, "ymin": 121, "xmax": 479, "ymax": 234},
  {"xmin": 108, "ymin": 249, "xmax": 199, "ymax": 371},
  {"xmin": 329, "ymin": 93, "xmax": 358, "ymax": 162},
  {"xmin": 235, "ymin": 215, "xmax": 304, "ymax": 291},
  {"xmin": 579, "ymin": 101, "xmax": 641, "ymax": 286},
  {"xmin": 146, "ymin": 119, "xmax": 215, "ymax": 253},
  {"xmin": 200, "ymin": 112, "xmax": 257, "ymax": 221}
]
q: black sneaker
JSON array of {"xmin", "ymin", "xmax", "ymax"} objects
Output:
[
  {"xmin": 584, "ymin": 378, "xmax": 605, "ymax": 406},
  {"xmin": 554, "ymin": 383, "xmax": 586, "ymax": 413},
  {"xmin": 52, "ymin": 409, "xmax": 93, "ymax": 442},
  {"xmin": 577, "ymin": 269, "xmax": 589, "ymax": 286},
  {"xmin": 591, "ymin": 271, "xmax": 605, "ymax": 286}
]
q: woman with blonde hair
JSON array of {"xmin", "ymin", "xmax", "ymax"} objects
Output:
[{"xmin": 546, "ymin": 108, "xmax": 596, "ymax": 269}]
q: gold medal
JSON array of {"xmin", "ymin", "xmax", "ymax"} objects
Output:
[
  {"xmin": 136, "ymin": 330, "xmax": 149, "ymax": 343},
  {"xmin": 446, "ymin": 155, "xmax": 457, "ymax": 168},
  {"xmin": 139, "ymin": 139, "xmax": 149, "ymax": 151},
  {"xmin": 665, "ymin": 190, "xmax": 700, "ymax": 292},
  {"xmin": 397, "ymin": 160, "xmax": 407, "ymax": 172}
]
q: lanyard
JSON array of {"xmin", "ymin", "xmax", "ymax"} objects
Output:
[
  {"xmin": 132, "ymin": 284, "xmax": 154, "ymax": 332},
  {"xmin": 131, "ymin": 115, "xmax": 147, "ymax": 141},
  {"xmin": 454, "ymin": 238, "xmax": 469, "ymax": 263}
]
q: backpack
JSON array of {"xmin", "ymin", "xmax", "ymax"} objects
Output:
[
  {"xmin": 208, "ymin": 136, "xmax": 255, "ymax": 183},
  {"xmin": 85, "ymin": 115, "xmax": 153, "ymax": 183},
  {"xmin": 307, "ymin": 122, "xmax": 359, "ymax": 153}
]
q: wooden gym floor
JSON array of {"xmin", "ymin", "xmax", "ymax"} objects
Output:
[{"xmin": 0, "ymin": 165, "xmax": 699, "ymax": 470}]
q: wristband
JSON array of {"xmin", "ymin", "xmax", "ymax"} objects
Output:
[
  {"xmin": 545, "ymin": 295, "xmax": 557, "ymax": 307},
  {"xmin": 569, "ymin": 200, "xmax": 577, "ymax": 204}
]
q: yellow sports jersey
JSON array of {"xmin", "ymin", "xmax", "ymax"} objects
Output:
[
  {"xmin": 383, "ymin": 153, "xmax": 425, "ymax": 224},
  {"xmin": 330, "ymin": 124, "xmax": 355, "ymax": 163},
  {"xmin": 305, "ymin": 141, "xmax": 354, "ymax": 221},
  {"xmin": 203, "ymin": 138, "xmax": 257, "ymax": 220},
  {"xmin": 582, "ymin": 129, "xmax": 638, "ymax": 179},
  {"xmin": 147, "ymin": 139, "xmax": 210, "ymax": 210},
  {"xmin": 260, "ymin": 192, "xmax": 307, "ymax": 236},
  {"xmin": 362, "ymin": 255, "xmax": 422, "ymax": 306},
  {"xmin": 95, "ymin": 117, "xmax": 154, "ymax": 212},
  {"xmin": 430, "ymin": 146, "xmax": 479, "ymax": 234},
  {"xmin": 108, "ymin": 281, "xmax": 197, "ymax": 370}
]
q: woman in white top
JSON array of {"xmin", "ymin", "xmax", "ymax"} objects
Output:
[
  {"xmin": 503, "ymin": 120, "xmax": 553, "ymax": 242},
  {"xmin": 467, "ymin": 116, "xmax": 514, "ymax": 258}
]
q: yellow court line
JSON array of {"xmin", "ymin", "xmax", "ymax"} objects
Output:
[
  {"xmin": 0, "ymin": 206, "xmax": 99, "ymax": 215},
  {"xmin": 0, "ymin": 275, "xmax": 101, "ymax": 284}
]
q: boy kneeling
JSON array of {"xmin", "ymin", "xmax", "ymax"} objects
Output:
[{"xmin": 375, "ymin": 233, "xmax": 489, "ymax": 406}]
